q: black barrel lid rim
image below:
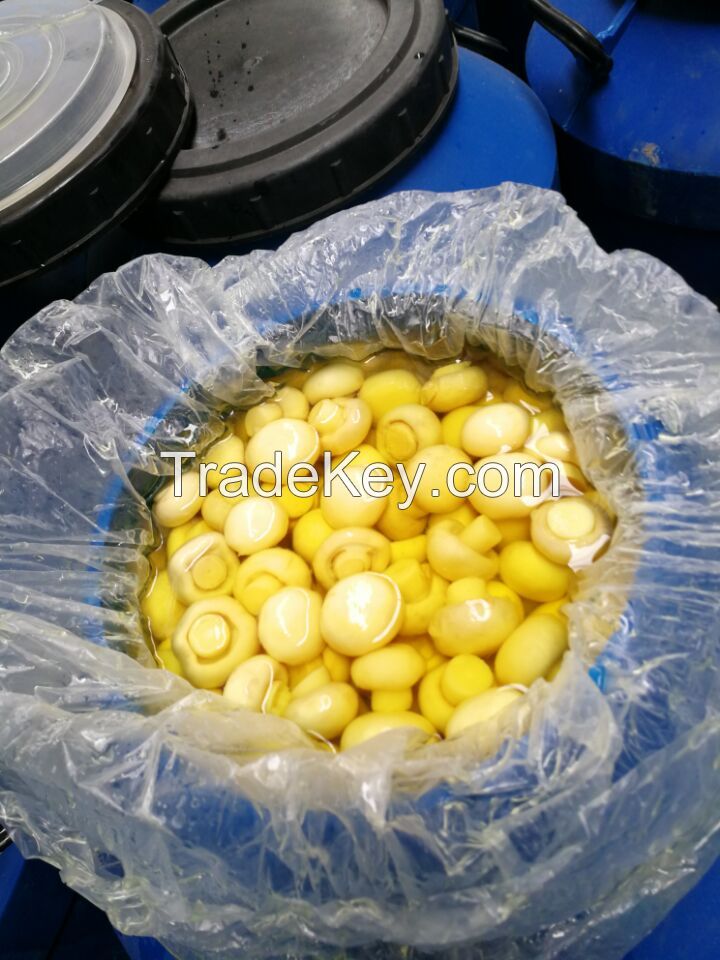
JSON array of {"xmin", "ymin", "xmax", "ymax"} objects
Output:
[
  {"xmin": 0, "ymin": 0, "xmax": 193, "ymax": 288},
  {"xmin": 150, "ymin": 0, "xmax": 458, "ymax": 245}
]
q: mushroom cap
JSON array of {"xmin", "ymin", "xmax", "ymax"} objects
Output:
[
  {"xmin": 224, "ymin": 498, "xmax": 289, "ymax": 555},
  {"xmin": 313, "ymin": 527, "xmax": 391, "ymax": 590},
  {"xmin": 321, "ymin": 572, "xmax": 404, "ymax": 657},
  {"xmin": 460, "ymin": 402, "xmax": 530, "ymax": 458},
  {"xmin": 530, "ymin": 497, "xmax": 611, "ymax": 568},
  {"xmin": 233, "ymin": 548, "xmax": 312, "ymax": 615},
  {"xmin": 224, "ymin": 655, "xmax": 288, "ymax": 711},
  {"xmin": 430, "ymin": 589, "xmax": 522, "ymax": 658},
  {"xmin": 302, "ymin": 362, "xmax": 364, "ymax": 406},
  {"xmin": 309, "ymin": 396, "xmax": 372, "ymax": 456},
  {"xmin": 152, "ymin": 471, "xmax": 202, "ymax": 528},
  {"xmin": 376, "ymin": 403, "xmax": 442, "ymax": 463},
  {"xmin": 350, "ymin": 643, "xmax": 425, "ymax": 691},
  {"xmin": 168, "ymin": 532, "xmax": 239, "ymax": 605},
  {"xmin": 446, "ymin": 686, "xmax": 524, "ymax": 739},
  {"xmin": 246, "ymin": 418, "xmax": 320, "ymax": 483},
  {"xmin": 358, "ymin": 369, "xmax": 423, "ymax": 422},
  {"xmin": 258, "ymin": 586, "xmax": 324, "ymax": 666},
  {"xmin": 420, "ymin": 361, "xmax": 487, "ymax": 413},
  {"xmin": 285, "ymin": 682, "xmax": 360, "ymax": 741},
  {"xmin": 172, "ymin": 595, "xmax": 259, "ymax": 688}
]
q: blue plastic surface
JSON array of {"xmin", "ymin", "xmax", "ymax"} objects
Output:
[
  {"xmin": 380, "ymin": 46, "xmax": 558, "ymax": 195},
  {"xmin": 0, "ymin": 843, "xmax": 74, "ymax": 959},
  {"xmin": 526, "ymin": 0, "xmax": 720, "ymax": 299},
  {"xmin": 527, "ymin": 0, "xmax": 720, "ymax": 225},
  {"xmin": 625, "ymin": 855, "xmax": 720, "ymax": 960}
]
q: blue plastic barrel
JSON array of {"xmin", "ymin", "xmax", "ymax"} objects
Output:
[
  {"xmin": 97, "ymin": 286, "xmax": 706, "ymax": 959},
  {"xmin": 2, "ymin": 199, "xmax": 718, "ymax": 958},
  {"xmin": 526, "ymin": 0, "xmax": 720, "ymax": 301}
]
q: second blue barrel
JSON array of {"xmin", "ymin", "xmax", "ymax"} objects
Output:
[{"xmin": 526, "ymin": 0, "xmax": 720, "ymax": 301}]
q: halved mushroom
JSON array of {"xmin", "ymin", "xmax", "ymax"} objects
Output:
[
  {"xmin": 384, "ymin": 559, "xmax": 447, "ymax": 636},
  {"xmin": 233, "ymin": 547, "xmax": 312, "ymax": 615},
  {"xmin": 426, "ymin": 503, "xmax": 477, "ymax": 530},
  {"xmin": 426, "ymin": 517, "xmax": 500, "ymax": 582},
  {"xmin": 313, "ymin": 527, "xmax": 391, "ymax": 590},
  {"xmin": 389, "ymin": 534, "xmax": 427, "ymax": 564},
  {"xmin": 292, "ymin": 509, "xmax": 335, "ymax": 563},
  {"xmin": 376, "ymin": 477, "xmax": 428, "ymax": 540},
  {"xmin": 168, "ymin": 532, "xmax": 239, "ymax": 605}
]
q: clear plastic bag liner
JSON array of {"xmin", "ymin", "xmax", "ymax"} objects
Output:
[{"xmin": 0, "ymin": 185, "xmax": 719, "ymax": 960}]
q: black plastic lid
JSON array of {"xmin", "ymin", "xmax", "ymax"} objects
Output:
[
  {"xmin": 0, "ymin": 0, "xmax": 192, "ymax": 288},
  {"xmin": 147, "ymin": 0, "xmax": 458, "ymax": 245}
]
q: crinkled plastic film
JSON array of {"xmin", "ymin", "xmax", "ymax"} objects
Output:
[{"xmin": 0, "ymin": 185, "xmax": 719, "ymax": 960}]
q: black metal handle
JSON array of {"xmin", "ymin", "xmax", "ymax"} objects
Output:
[
  {"xmin": 528, "ymin": 0, "xmax": 613, "ymax": 78},
  {"xmin": 450, "ymin": 21, "xmax": 511, "ymax": 66}
]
